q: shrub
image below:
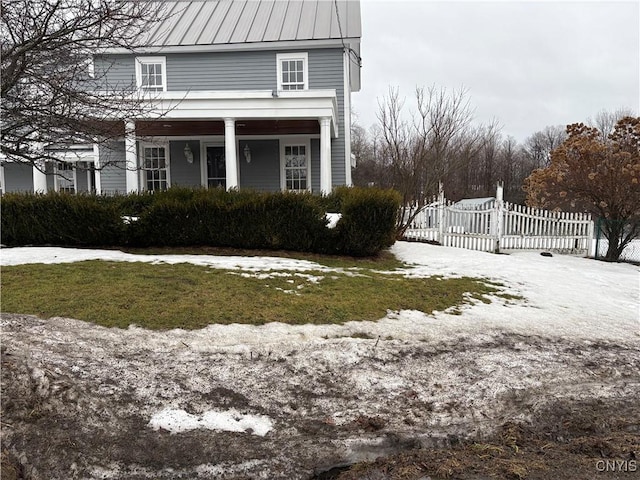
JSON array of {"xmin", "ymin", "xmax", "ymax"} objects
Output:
[
  {"xmin": 1, "ymin": 187, "xmax": 400, "ymax": 256},
  {"xmin": 330, "ymin": 187, "xmax": 401, "ymax": 256},
  {"xmin": 126, "ymin": 188, "xmax": 330, "ymax": 250},
  {"xmin": 1, "ymin": 192, "xmax": 124, "ymax": 246}
]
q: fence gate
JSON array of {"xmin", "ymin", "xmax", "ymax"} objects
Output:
[{"xmin": 403, "ymin": 184, "xmax": 594, "ymax": 254}]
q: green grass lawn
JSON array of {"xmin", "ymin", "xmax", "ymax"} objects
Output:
[{"xmin": 0, "ymin": 252, "xmax": 509, "ymax": 330}]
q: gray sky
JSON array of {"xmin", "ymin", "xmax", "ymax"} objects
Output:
[{"xmin": 351, "ymin": 0, "xmax": 640, "ymax": 143}]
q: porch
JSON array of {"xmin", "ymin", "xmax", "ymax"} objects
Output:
[
  {"xmin": 2, "ymin": 90, "xmax": 344, "ymax": 195},
  {"xmin": 111, "ymin": 118, "xmax": 335, "ymax": 194},
  {"xmin": 113, "ymin": 89, "xmax": 342, "ymax": 194},
  {"xmin": 1, "ymin": 146, "xmax": 98, "ymax": 195}
]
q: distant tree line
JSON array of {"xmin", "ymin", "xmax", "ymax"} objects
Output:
[{"xmin": 351, "ymin": 88, "xmax": 638, "ymax": 259}]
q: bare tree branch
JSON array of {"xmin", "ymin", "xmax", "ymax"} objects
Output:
[{"xmin": 1, "ymin": 0, "xmax": 167, "ymax": 168}]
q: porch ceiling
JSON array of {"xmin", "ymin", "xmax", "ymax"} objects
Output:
[{"xmin": 136, "ymin": 119, "xmax": 321, "ymax": 137}]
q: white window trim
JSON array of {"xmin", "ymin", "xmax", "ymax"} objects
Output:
[
  {"xmin": 54, "ymin": 161, "xmax": 76, "ymax": 193},
  {"xmin": 276, "ymin": 52, "xmax": 309, "ymax": 91},
  {"xmin": 280, "ymin": 138, "xmax": 311, "ymax": 192},
  {"xmin": 135, "ymin": 56, "xmax": 167, "ymax": 92},
  {"xmin": 139, "ymin": 142, "xmax": 171, "ymax": 191}
]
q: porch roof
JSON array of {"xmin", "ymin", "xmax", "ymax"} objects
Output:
[{"xmin": 135, "ymin": 89, "xmax": 339, "ymax": 137}]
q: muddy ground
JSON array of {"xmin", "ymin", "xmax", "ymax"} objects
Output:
[{"xmin": 1, "ymin": 313, "xmax": 639, "ymax": 480}]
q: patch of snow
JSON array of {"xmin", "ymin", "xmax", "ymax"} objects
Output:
[
  {"xmin": 226, "ymin": 271, "xmax": 325, "ymax": 296},
  {"xmin": 229, "ymin": 272, "xmax": 323, "ymax": 283},
  {"xmin": 325, "ymin": 213, "xmax": 342, "ymax": 229},
  {"xmin": 274, "ymin": 287, "xmax": 300, "ymax": 295},
  {"xmin": 0, "ymin": 246, "xmax": 332, "ymax": 272},
  {"xmin": 194, "ymin": 460, "xmax": 267, "ymax": 476},
  {"xmin": 148, "ymin": 408, "xmax": 273, "ymax": 436}
]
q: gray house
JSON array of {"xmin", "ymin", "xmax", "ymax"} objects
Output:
[{"xmin": 1, "ymin": 0, "xmax": 362, "ymax": 195}]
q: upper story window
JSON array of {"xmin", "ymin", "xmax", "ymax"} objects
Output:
[
  {"xmin": 135, "ymin": 56, "xmax": 167, "ymax": 92},
  {"xmin": 276, "ymin": 52, "xmax": 308, "ymax": 91}
]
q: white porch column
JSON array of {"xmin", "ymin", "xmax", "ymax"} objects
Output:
[
  {"xmin": 319, "ymin": 117, "xmax": 332, "ymax": 194},
  {"xmin": 0, "ymin": 163, "xmax": 5, "ymax": 194},
  {"xmin": 224, "ymin": 118, "xmax": 239, "ymax": 190},
  {"xmin": 124, "ymin": 120, "xmax": 138, "ymax": 193},
  {"xmin": 32, "ymin": 160, "xmax": 48, "ymax": 193},
  {"xmin": 93, "ymin": 143, "xmax": 102, "ymax": 194}
]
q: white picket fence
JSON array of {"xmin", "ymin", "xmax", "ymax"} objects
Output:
[{"xmin": 403, "ymin": 185, "xmax": 594, "ymax": 254}]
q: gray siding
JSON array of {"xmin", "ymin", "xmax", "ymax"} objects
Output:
[
  {"xmin": 95, "ymin": 51, "xmax": 277, "ymax": 91},
  {"xmin": 308, "ymin": 49, "xmax": 345, "ymax": 187},
  {"xmin": 239, "ymin": 140, "xmax": 280, "ymax": 191},
  {"xmin": 166, "ymin": 51, "xmax": 276, "ymax": 90},
  {"xmin": 96, "ymin": 48, "xmax": 343, "ymax": 99},
  {"xmin": 99, "ymin": 142, "xmax": 127, "ymax": 194},
  {"xmin": 310, "ymin": 139, "xmax": 321, "ymax": 192},
  {"xmin": 3, "ymin": 163, "xmax": 34, "ymax": 193},
  {"xmin": 93, "ymin": 56, "xmax": 136, "ymax": 90},
  {"xmin": 170, "ymin": 140, "xmax": 201, "ymax": 187}
]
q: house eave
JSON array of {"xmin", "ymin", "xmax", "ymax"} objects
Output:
[{"xmin": 100, "ymin": 38, "xmax": 360, "ymax": 55}]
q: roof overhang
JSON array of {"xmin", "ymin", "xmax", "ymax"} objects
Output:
[
  {"xmin": 101, "ymin": 38, "xmax": 359, "ymax": 56},
  {"xmin": 128, "ymin": 89, "xmax": 339, "ymax": 137}
]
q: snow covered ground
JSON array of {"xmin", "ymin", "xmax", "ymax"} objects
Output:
[
  {"xmin": 2, "ymin": 242, "xmax": 638, "ymax": 345},
  {"xmin": 1, "ymin": 242, "xmax": 639, "ymax": 479}
]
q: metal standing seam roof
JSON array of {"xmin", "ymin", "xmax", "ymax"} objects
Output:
[{"xmin": 141, "ymin": 0, "xmax": 362, "ymax": 48}]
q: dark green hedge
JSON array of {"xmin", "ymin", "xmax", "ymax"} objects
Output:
[
  {"xmin": 0, "ymin": 192, "xmax": 125, "ymax": 246},
  {"xmin": 330, "ymin": 186, "xmax": 400, "ymax": 256},
  {"xmin": 1, "ymin": 187, "xmax": 400, "ymax": 256}
]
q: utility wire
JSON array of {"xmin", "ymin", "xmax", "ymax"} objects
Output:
[{"xmin": 334, "ymin": 0, "xmax": 362, "ymax": 68}]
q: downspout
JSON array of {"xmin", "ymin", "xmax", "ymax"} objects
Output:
[{"xmin": 343, "ymin": 47, "xmax": 352, "ymax": 186}]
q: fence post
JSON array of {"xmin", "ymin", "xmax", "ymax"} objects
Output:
[
  {"xmin": 437, "ymin": 182, "xmax": 445, "ymax": 244},
  {"xmin": 492, "ymin": 182, "xmax": 504, "ymax": 253},
  {"xmin": 594, "ymin": 218, "xmax": 601, "ymax": 260},
  {"xmin": 586, "ymin": 215, "xmax": 595, "ymax": 258}
]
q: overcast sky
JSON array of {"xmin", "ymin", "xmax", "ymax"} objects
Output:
[{"xmin": 351, "ymin": 0, "xmax": 640, "ymax": 143}]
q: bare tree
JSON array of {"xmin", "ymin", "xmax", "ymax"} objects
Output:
[
  {"xmin": 375, "ymin": 85, "xmax": 478, "ymax": 236},
  {"xmin": 1, "ymin": 0, "xmax": 165, "ymax": 168},
  {"xmin": 522, "ymin": 125, "xmax": 566, "ymax": 170},
  {"xmin": 441, "ymin": 124, "xmax": 483, "ymax": 200},
  {"xmin": 587, "ymin": 108, "xmax": 636, "ymax": 139},
  {"xmin": 476, "ymin": 119, "xmax": 502, "ymax": 195},
  {"xmin": 498, "ymin": 135, "xmax": 529, "ymax": 204}
]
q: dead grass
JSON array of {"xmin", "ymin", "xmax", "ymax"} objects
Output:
[
  {"xmin": 1, "ymin": 258, "xmax": 506, "ymax": 329},
  {"xmin": 328, "ymin": 398, "xmax": 640, "ymax": 480},
  {"xmin": 0, "ymin": 450, "xmax": 21, "ymax": 480}
]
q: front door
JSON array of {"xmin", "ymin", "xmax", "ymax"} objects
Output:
[{"xmin": 206, "ymin": 146, "xmax": 226, "ymax": 189}]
